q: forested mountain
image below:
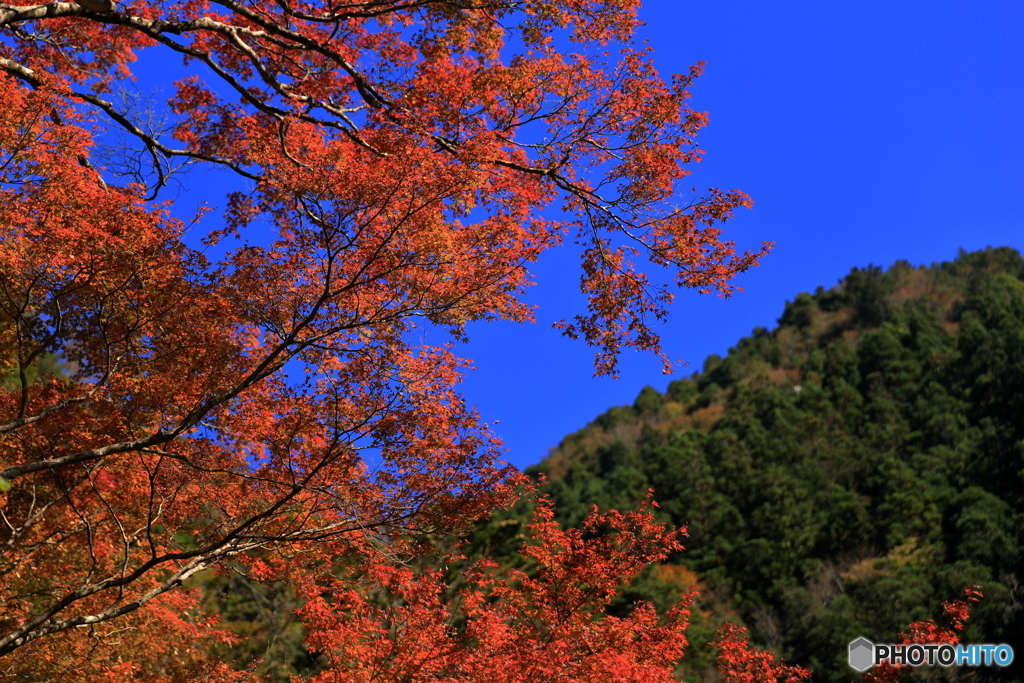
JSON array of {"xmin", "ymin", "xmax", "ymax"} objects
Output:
[{"xmin": 484, "ymin": 247, "xmax": 1024, "ymax": 683}]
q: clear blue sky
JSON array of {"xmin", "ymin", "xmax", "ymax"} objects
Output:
[
  {"xmin": 454, "ymin": 0, "xmax": 1024, "ymax": 470},
  {"xmin": 150, "ymin": 1, "xmax": 1023, "ymax": 472}
]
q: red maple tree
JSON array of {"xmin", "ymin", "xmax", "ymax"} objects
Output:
[
  {"xmin": 0, "ymin": 0, "xmax": 770, "ymax": 678},
  {"xmin": 712, "ymin": 624, "xmax": 811, "ymax": 683},
  {"xmin": 863, "ymin": 586, "xmax": 984, "ymax": 683},
  {"xmin": 297, "ymin": 496, "xmax": 696, "ymax": 683}
]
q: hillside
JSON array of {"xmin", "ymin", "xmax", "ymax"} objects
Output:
[{"xmin": 509, "ymin": 247, "xmax": 1024, "ymax": 682}]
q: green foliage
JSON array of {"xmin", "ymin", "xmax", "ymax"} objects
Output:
[
  {"xmin": 0, "ymin": 348, "xmax": 67, "ymax": 391},
  {"xmin": 498, "ymin": 248, "xmax": 1024, "ymax": 683},
  {"xmin": 634, "ymin": 385, "xmax": 664, "ymax": 415},
  {"xmin": 189, "ymin": 570, "xmax": 325, "ymax": 683}
]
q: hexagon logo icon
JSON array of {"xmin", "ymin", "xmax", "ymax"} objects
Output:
[{"xmin": 849, "ymin": 637, "xmax": 875, "ymax": 672}]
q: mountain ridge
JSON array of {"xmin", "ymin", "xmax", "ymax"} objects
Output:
[{"xmin": 510, "ymin": 246, "xmax": 1024, "ymax": 682}]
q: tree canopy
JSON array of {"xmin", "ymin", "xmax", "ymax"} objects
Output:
[{"xmin": 0, "ymin": 0, "xmax": 771, "ymax": 679}]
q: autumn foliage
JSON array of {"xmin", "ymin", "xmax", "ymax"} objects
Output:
[
  {"xmin": 863, "ymin": 586, "xmax": 984, "ymax": 683},
  {"xmin": 0, "ymin": 0, "xmax": 776, "ymax": 678},
  {"xmin": 295, "ymin": 497, "xmax": 694, "ymax": 683}
]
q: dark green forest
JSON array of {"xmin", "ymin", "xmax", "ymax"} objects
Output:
[{"xmin": 478, "ymin": 247, "xmax": 1024, "ymax": 683}]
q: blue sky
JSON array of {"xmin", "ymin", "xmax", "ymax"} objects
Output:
[
  {"xmin": 455, "ymin": 1, "xmax": 1024, "ymax": 470},
  {"xmin": 142, "ymin": 1, "xmax": 1023, "ymax": 472}
]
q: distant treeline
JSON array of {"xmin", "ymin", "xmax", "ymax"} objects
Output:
[{"xmin": 472, "ymin": 247, "xmax": 1024, "ymax": 683}]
